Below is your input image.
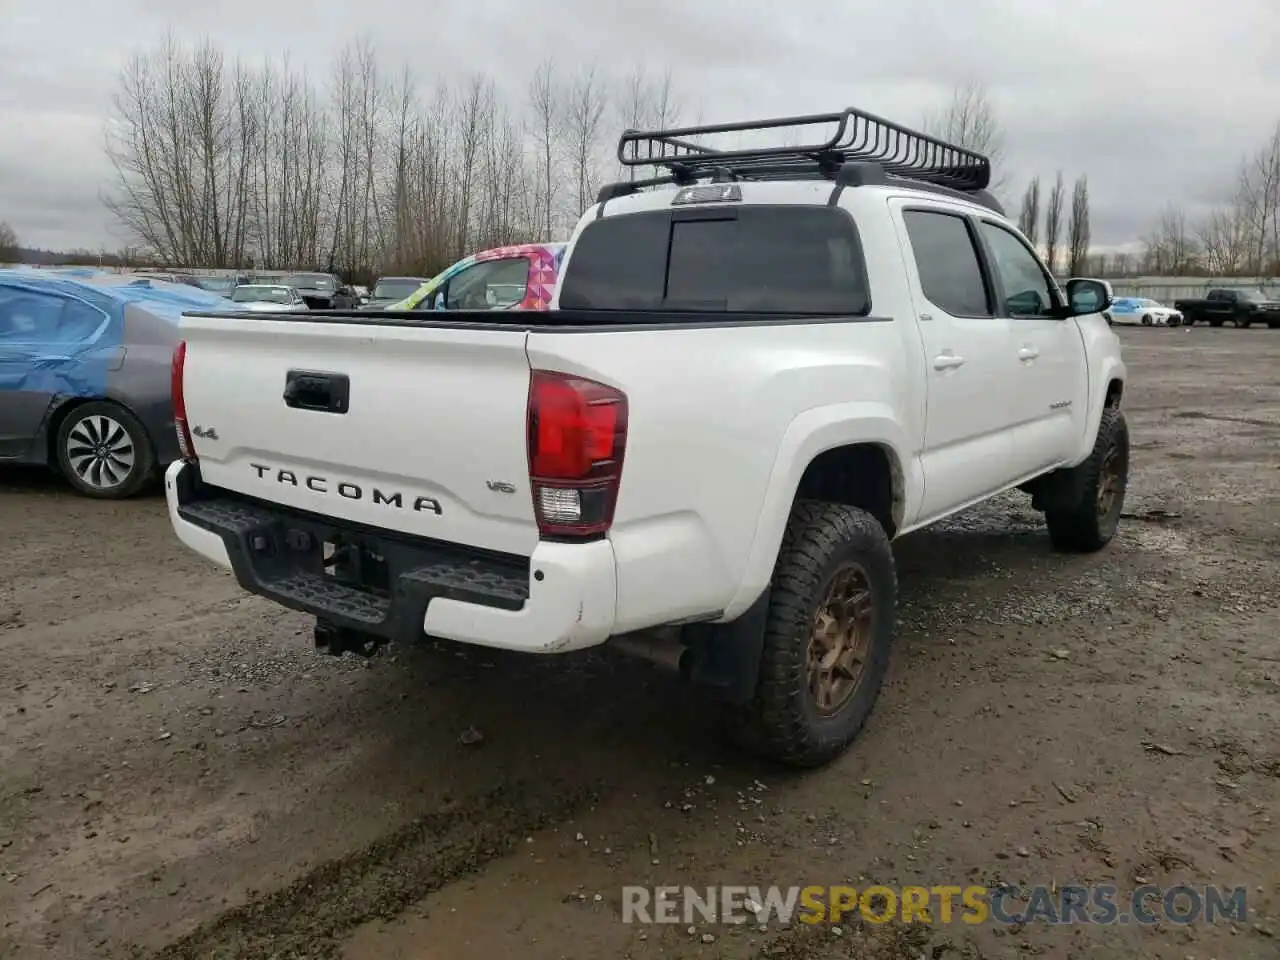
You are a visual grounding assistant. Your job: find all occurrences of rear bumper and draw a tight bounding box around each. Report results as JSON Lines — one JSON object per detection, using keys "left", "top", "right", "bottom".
{"left": 164, "top": 460, "right": 616, "bottom": 653}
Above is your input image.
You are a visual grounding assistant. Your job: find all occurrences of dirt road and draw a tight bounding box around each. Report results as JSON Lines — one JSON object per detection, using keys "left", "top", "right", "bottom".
{"left": 1, "top": 326, "right": 1277, "bottom": 960}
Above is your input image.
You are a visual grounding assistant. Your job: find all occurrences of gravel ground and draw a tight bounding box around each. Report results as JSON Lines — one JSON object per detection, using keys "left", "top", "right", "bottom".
{"left": 0, "top": 325, "right": 1277, "bottom": 960}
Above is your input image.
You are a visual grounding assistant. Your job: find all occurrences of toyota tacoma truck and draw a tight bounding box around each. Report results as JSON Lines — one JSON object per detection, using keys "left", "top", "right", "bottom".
{"left": 164, "top": 107, "right": 1129, "bottom": 767}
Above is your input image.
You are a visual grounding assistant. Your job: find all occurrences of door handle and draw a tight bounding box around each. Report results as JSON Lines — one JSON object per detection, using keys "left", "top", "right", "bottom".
{"left": 1018, "top": 346, "right": 1040, "bottom": 361}
{"left": 283, "top": 369, "right": 350, "bottom": 413}
{"left": 932, "top": 354, "right": 965, "bottom": 371}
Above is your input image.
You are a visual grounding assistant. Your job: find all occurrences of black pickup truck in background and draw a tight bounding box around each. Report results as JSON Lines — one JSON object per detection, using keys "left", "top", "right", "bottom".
{"left": 1174, "top": 288, "right": 1280, "bottom": 328}
{"left": 280, "top": 271, "right": 344, "bottom": 310}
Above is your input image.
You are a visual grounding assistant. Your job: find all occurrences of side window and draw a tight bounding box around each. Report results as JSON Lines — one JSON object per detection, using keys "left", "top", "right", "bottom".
{"left": 978, "top": 222, "right": 1056, "bottom": 318}
{"left": 443, "top": 258, "right": 529, "bottom": 310}
{"left": 0, "top": 289, "right": 67, "bottom": 342}
{"left": 902, "top": 210, "right": 991, "bottom": 318}
{"left": 60, "top": 298, "right": 109, "bottom": 340}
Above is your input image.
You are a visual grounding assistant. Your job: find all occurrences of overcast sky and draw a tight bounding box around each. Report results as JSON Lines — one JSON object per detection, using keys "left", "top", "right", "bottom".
{"left": 1, "top": 0, "right": 1277, "bottom": 253}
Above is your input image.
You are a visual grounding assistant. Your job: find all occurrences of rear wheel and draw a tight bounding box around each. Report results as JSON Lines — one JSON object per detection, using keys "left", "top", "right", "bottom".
{"left": 726, "top": 501, "right": 897, "bottom": 768}
{"left": 55, "top": 401, "right": 156, "bottom": 499}
{"left": 1044, "top": 408, "right": 1129, "bottom": 552}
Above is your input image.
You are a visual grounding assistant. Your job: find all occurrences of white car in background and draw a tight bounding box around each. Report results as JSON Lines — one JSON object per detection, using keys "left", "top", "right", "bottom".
{"left": 228, "top": 284, "right": 309, "bottom": 312}
{"left": 1107, "top": 297, "right": 1183, "bottom": 326}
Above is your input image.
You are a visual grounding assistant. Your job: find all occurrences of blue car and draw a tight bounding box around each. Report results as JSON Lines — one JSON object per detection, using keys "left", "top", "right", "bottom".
{"left": 0, "top": 270, "right": 230, "bottom": 498}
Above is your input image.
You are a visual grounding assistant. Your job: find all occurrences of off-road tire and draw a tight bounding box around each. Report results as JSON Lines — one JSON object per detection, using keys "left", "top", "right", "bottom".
{"left": 55, "top": 400, "right": 156, "bottom": 499}
{"left": 1045, "top": 407, "right": 1129, "bottom": 552}
{"left": 725, "top": 501, "right": 897, "bottom": 768}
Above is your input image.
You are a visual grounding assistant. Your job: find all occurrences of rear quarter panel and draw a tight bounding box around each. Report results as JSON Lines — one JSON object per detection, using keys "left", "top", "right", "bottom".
{"left": 112, "top": 304, "right": 181, "bottom": 464}
{"left": 539, "top": 188, "right": 927, "bottom": 628}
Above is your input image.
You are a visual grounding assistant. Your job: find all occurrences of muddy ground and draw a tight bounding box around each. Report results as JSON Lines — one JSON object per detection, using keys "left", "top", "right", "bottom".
{"left": 1, "top": 325, "right": 1277, "bottom": 960}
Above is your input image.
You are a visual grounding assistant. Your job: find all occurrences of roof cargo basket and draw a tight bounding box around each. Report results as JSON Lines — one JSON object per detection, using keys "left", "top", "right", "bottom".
{"left": 615, "top": 106, "right": 992, "bottom": 193}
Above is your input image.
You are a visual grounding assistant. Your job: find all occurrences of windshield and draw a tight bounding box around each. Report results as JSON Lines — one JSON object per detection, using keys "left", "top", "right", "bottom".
{"left": 1237, "top": 289, "right": 1266, "bottom": 303}
{"left": 1139, "top": 299, "right": 1161, "bottom": 307}
{"left": 197, "top": 277, "right": 235, "bottom": 292}
{"left": 282, "top": 274, "right": 334, "bottom": 290}
{"left": 231, "top": 286, "right": 292, "bottom": 304}
{"left": 372, "top": 278, "right": 423, "bottom": 300}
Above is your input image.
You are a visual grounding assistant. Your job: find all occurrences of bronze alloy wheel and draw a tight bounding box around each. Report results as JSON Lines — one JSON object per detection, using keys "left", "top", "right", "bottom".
{"left": 1097, "top": 446, "right": 1122, "bottom": 521}
{"left": 807, "top": 562, "right": 874, "bottom": 715}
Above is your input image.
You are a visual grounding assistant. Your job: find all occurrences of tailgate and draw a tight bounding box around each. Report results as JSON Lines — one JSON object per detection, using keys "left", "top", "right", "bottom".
{"left": 179, "top": 314, "right": 538, "bottom": 557}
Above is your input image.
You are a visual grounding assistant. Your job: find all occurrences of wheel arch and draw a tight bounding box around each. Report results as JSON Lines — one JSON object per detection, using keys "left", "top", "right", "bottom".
{"left": 720, "top": 403, "right": 916, "bottom": 621}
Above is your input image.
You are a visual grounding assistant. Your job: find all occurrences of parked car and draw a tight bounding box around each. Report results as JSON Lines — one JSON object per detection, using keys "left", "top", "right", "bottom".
{"left": 1174, "top": 288, "right": 1280, "bottom": 328}
{"left": 361, "top": 276, "right": 428, "bottom": 309}
{"left": 193, "top": 275, "right": 245, "bottom": 298}
{"left": 1107, "top": 297, "right": 1183, "bottom": 326}
{"left": 138, "top": 271, "right": 204, "bottom": 288}
{"left": 382, "top": 243, "right": 567, "bottom": 312}
{"left": 0, "top": 270, "right": 229, "bottom": 498}
{"left": 164, "top": 106, "right": 1127, "bottom": 768}
{"left": 279, "top": 272, "right": 342, "bottom": 309}
{"left": 228, "top": 284, "right": 309, "bottom": 312}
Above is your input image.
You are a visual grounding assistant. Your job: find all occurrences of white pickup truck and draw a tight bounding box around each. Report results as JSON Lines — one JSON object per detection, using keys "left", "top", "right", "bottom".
{"left": 165, "top": 108, "right": 1129, "bottom": 767}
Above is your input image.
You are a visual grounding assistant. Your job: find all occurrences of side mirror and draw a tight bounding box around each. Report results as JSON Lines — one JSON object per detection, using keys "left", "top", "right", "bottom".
{"left": 1065, "top": 278, "right": 1112, "bottom": 316}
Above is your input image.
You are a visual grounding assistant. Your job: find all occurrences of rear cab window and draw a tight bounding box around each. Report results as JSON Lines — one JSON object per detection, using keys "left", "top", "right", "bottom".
{"left": 558, "top": 205, "right": 871, "bottom": 315}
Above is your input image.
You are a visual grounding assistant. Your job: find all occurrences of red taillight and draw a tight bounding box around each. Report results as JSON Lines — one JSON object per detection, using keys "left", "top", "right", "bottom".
{"left": 526, "top": 370, "right": 627, "bottom": 538}
{"left": 171, "top": 340, "right": 196, "bottom": 461}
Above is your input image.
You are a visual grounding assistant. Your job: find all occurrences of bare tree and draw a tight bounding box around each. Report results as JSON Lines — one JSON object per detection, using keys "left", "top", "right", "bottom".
{"left": 564, "top": 65, "right": 607, "bottom": 217}
{"left": 1141, "top": 205, "right": 1197, "bottom": 275}
{"left": 0, "top": 221, "right": 18, "bottom": 262}
{"left": 1043, "top": 172, "right": 1065, "bottom": 274}
{"left": 527, "top": 60, "right": 562, "bottom": 239}
{"left": 612, "top": 64, "right": 685, "bottom": 181}
{"left": 923, "top": 79, "right": 1007, "bottom": 190}
{"left": 103, "top": 37, "right": 694, "bottom": 272}
{"left": 1017, "top": 177, "right": 1041, "bottom": 245}
{"left": 1237, "top": 120, "right": 1280, "bottom": 274}
{"left": 1066, "top": 175, "right": 1090, "bottom": 276}
{"left": 1197, "top": 204, "right": 1252, "bottom": 276}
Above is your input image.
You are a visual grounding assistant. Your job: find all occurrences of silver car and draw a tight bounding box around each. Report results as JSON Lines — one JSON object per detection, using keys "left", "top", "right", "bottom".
{"left": 229, "top": 283, "right": 309, "bottom": 312}
{"left": 0, "top": 270, "right": 230, "bottom": 498}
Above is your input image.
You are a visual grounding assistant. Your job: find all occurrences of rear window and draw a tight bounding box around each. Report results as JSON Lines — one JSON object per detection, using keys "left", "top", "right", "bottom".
{"left": 558, "top": 206, "right": 870, "bottom": 315}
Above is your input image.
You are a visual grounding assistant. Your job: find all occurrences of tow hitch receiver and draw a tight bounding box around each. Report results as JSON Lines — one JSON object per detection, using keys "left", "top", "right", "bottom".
{"left": 314, "top": 620, "right": 387, "bottom": 658}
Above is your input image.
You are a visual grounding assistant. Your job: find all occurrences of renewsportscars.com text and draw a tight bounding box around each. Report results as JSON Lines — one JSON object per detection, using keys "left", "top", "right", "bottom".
{"left": 621, "top": 884, "right": 1248, "bottom": 927}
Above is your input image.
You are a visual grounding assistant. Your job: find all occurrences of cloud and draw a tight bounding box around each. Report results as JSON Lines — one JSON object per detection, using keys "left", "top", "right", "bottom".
{"left": 1, "top": 0, "right": 1277, "bottom": 251}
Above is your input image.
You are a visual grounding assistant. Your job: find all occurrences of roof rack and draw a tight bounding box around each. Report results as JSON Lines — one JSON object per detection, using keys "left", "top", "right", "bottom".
{"left": 610, "top": 106, "right": 992, "bottom": 196}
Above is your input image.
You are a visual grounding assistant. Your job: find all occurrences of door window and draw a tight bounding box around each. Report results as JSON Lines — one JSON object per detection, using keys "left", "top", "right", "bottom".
{"left": 978, "top": 222, "right": 1057, "bottom": 318}
{"left": 901, "top": 210, "right": 991, "bottom": 318}
{"left": 443, "top": 258, "right": 530, "bottom": 310}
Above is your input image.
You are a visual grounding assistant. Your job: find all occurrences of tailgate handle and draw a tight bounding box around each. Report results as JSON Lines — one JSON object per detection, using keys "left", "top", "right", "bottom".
{"left": 283, "top": 370, "right": 349, "bottom": 414}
